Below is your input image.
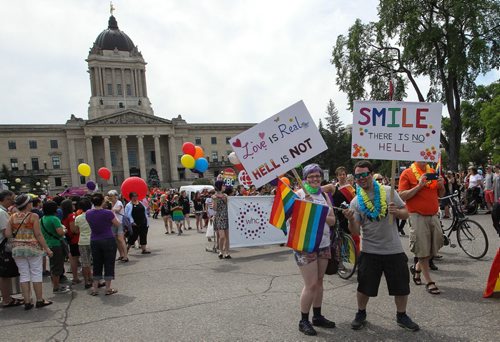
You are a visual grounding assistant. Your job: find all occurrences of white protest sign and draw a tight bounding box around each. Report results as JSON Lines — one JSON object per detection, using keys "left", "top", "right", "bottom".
{"left": 230, "top": 100, "right": 327, "bottom": 188}
{"left": 228, "top": 196, "right": 287, "bottom": 248}
{"left": 352, "top": 101, "right": 442, "bottom": 161}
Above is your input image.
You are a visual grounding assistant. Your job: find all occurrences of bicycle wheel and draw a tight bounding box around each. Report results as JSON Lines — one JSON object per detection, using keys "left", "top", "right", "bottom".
{"left": 456, "top": 219, "right": 489, "bottom": 259}
{"left": 338, "top": 233, "right": 357, "bottom": 280}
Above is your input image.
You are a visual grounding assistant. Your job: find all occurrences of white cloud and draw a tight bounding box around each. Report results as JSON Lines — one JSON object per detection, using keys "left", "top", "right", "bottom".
{"left": 6, "top": 0, "right": 494, "bottom": 130}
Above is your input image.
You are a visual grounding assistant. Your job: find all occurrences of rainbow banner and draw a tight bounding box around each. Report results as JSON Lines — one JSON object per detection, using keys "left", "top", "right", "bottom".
{"left": 287, "top": 199, "right": 329, "bottom": 253}
{"left": 269, "top": 179, "right": 298, "bottom": 233}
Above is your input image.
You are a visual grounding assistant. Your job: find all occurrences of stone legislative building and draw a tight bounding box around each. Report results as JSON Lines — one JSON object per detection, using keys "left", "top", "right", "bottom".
{"left": 0, "top": 14, "right": 252, "bottom": 194}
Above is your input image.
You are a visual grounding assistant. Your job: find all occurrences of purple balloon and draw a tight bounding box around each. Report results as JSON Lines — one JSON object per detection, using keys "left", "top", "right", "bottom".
{"left": 86, "top": 180, "right": 96, "bottom": 191}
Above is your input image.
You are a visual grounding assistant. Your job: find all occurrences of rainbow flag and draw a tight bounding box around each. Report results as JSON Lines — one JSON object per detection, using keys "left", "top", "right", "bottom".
{"left": 436, "top": 154, "right": 442, "bottom": 176}
{"left": 287, "top": 199, "right": 329, "bottom": 253}
{"left": 269, "top": 179, "right": 298, "bottom": 233}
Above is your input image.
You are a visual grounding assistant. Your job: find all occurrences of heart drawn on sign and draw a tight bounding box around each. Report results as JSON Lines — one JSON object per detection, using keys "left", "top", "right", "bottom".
{"left": 258, "top": 132, "right": 265, "bottom": 140}
{"left": 232, "top": 139, "right": 242, "bottom": 148}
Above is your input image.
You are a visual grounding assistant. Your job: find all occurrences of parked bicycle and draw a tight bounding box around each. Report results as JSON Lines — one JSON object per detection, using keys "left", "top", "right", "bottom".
{"left": 439, "top": 191, "right": 489, "bottom": 259}
{"left": 332, "top": 204, "right": 358, "bottom": 280}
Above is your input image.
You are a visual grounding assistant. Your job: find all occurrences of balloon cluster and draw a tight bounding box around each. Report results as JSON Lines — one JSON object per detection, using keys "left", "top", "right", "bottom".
{"left": 228, "top": 152, "right": 244, "bottom": 172}
{"left": 77, "top": 163, "right": 112, "bottom": 192}
{"left": 180, "top": 142, "right": 208, "bottom": 173}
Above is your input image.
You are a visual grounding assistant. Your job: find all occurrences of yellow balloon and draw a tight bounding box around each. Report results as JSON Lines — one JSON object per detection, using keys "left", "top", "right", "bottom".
{"left": 180, "top": 154, "right": 196, "bottom": 169}
{"left": 78, "top": 163, "right": 91, "bottom": 177}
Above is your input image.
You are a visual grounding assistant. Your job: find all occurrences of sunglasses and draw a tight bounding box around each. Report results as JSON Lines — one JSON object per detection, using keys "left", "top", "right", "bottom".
{"left": 376, "top": 178, "right": 383, "bottom": 181}
{"left": 354, "top": 172, "right": 371, "bottom": 180}
{"left": 306, "top": 175, "right": 322, "bottom": 179}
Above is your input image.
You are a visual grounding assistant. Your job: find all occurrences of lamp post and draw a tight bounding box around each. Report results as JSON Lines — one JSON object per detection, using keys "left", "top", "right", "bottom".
{"left": 44, "top": 179, "right": 50, "bottom": 196}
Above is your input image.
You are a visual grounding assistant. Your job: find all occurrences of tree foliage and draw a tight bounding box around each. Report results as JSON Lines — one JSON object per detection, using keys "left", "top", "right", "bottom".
{"left": 313, "top": 100, "right": 354, "bottom": 178}
{"left": 460, "top": 81, "right": 500, "bottom": 166}
{"left": 332, "top": 0, "right": 500, "bottom": 171}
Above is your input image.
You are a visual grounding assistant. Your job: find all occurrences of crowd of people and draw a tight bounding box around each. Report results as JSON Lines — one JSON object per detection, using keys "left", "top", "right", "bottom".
{"left": 0, "top": 189, "right": 153, "bottom": 309}
{"left": 0, "top": 162, "right": 498, "bottom": 338}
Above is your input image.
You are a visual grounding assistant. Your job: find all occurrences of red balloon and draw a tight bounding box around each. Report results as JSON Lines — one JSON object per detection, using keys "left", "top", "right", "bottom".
{"left": 182, "top": 142, "right": 196, "bottom": 156}
{"left": 98, "top": 167, "right": 111, "bottom": 180}
{"left": 121, "top": 177, "right": 148, "bottom": 201}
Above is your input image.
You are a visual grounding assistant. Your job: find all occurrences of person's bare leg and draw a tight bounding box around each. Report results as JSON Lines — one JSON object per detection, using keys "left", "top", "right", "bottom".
{"left": 0, "top": 278, "right": 13, "bottom": 305}
{"left": 69, "top": 256, "right": 80, "bottom": 282}
{"left": 20, "top": 282, "right": 31, "bottom": 304}
{"left": 32, "top": 282, "right": 43, "bottom": 301}
{"left": 356, "top": 291, "right": 369, "bottom": 310}
{"left": 395, "top": 295, "right": 408, "bottom": 312}
{"left": 299, "top": 261, "right": 319, "bottom": 314}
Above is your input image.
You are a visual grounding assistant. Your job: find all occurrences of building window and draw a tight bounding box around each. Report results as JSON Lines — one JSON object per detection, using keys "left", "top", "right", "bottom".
{"left": 195, "top": 137, "right": 202, "bottom": 145}
{"left": 211, "top": 137, "right": 217, "bottom": 145}
{"left": 150, "top": 151, "right": 156, "bottom": 164}
{"left": 31, "top": 158, "right": 39, "bottom": 171}
{"left": 80, "top": 176, "right": 85, "bottom": 185}
{"left": 107, "top": 83, "right": 113, "bottom": 95}
{"left": 29, "top": 140, "right": 37, "bottom": 149}
{"left": 211, "top": 151, "right": 218, "bottom": 162}
{"left": 178, "top": 155, "right": 183, "bottom": 164}
{"left": 111, "top": 151, "right": 117, "bottom": 167}
{"left": 50, "top": 140, "right": 58, "bottom": 149}
{"left": 8, "top": 140, "right": 16, "bottom": 150}
{"left": 10, "top": 158, "right": 18, "bottom": 171}
{"left": 128, "top": 150, "right": 137, "bottom": 167}
{"left": 52, "top": 156, "right": 61, "bottom": 169}
{"left": 226, "top": 137, "right": 231, "bottom": 144}
{"left": 55, "top": 177, "right": 62, "bottom": 187}
{"left": 117, "top": 83, "right": 123, "bottom": 95}
{"left": 179, "top": 168, "right": 185, "bottom": 180}
{"left": 126, "top": 84, "right": 132, "bottom": 96}
{"left": 113, "top": 175, "right": 118, "bottom": 186}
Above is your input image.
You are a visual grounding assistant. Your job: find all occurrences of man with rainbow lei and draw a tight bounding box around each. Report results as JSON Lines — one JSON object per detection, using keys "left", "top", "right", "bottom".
{"left": 398, "top": 161, "right": 445, "bottom": 296}
{"left": 343, "top": 160, "right": 419, "bottom": 332}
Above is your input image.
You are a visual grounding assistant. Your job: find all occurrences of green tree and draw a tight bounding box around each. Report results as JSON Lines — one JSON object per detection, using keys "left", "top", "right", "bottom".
{"left": 332, "top": 0, "right": 499, "bottom": 171}
{"left": 460, "top": 81, "right": 500, "bottom": 165}
{"left": 313, "top": 100, "right": 354, "bottom": 177}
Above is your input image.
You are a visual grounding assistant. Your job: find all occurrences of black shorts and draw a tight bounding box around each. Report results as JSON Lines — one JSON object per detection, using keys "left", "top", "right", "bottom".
{"left": 69, "top": 243, "right": 80, "bottom": 257}
{"left": 357, "top": 252, "right": 410, "bottom": 297}
{"left": 50, "top": 246, "right": 65, "bottom": 277}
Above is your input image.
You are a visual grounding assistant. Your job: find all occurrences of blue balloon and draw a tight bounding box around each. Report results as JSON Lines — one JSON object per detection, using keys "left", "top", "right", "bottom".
{"left": 195, "top": 158, "right": 209, "bottom": 173}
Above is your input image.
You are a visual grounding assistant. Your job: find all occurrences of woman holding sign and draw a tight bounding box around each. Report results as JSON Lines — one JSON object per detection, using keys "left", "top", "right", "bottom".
{"left": 294, "top": 164, "right": 336, "bottom": 336}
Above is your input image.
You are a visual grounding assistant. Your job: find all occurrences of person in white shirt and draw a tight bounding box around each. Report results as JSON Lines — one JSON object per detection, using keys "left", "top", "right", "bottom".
{"left": 108, "top": 190, "right": 128, "bottom": 262}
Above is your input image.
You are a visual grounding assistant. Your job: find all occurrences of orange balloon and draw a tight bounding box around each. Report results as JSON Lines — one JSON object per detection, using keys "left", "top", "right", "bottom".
{"left": 280, "top": 177, "right": 290, "bottom": 186}
{"left": 194, "top": 146, "right": 204, "bottom": 159}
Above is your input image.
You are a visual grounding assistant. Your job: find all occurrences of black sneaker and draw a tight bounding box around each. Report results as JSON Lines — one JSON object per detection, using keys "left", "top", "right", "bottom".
{"left": 397, "top": 313, "right": 420, "bottom": 331}
{"left": 312, "top": 315, "right": 336, "bottom": 328}
{"left": 298, "top": 320, "right": 317, "bottom": 336}
{"left": 351, "top": 311, "right": 367, "bottom": 330}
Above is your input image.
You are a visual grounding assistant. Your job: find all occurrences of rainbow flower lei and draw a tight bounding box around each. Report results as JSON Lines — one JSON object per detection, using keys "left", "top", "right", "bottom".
{"left": 356, "top": 180, "right": 387, "bottom": 221}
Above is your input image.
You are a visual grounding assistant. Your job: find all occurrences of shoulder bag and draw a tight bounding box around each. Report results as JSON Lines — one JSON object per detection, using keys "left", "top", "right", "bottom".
{"left": 41, "top": 217, "right": 69, "bottom": 257}
{"left": 0, "top": 213, "right": 30, "bottom": 277}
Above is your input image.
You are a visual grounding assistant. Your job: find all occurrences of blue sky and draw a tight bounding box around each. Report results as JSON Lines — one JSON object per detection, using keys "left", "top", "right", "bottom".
{"left": 0, "top": 0, "right": 497, "bottom": 126}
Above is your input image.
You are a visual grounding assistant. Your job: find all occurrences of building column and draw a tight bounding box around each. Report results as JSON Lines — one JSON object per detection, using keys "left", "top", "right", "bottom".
{"left": 120, "top": 135, "right": 130, "bottom": 179}
{"left": 85, "top": 136, "right": 95, "bottom": 175}
{"left": 137, "top": 135, "right": 147, "bottom": 179}
{"left": 67, "top": 139, "right": 79, "bottom": 186}
{"left": 102, "top": 136, "right": 113, "bottom": 181}
{"left": 153, "top": 135, "right": 163, "bottom": 182}
{"left": 168, "top": 135, "right": 178, "bottom": 181}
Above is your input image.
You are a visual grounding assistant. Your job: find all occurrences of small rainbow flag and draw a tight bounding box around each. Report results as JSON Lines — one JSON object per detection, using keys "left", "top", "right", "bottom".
{"left": 436, "top": 153, "right": 442, "bottom": 176}
{"left": 269, "top": 179, "right": 298, "bottom": 233}
{"left": 287, "top": 199, "right": 329, "bottom": 253}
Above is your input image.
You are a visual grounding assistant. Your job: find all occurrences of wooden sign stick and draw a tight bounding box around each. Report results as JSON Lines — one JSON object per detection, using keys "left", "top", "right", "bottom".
{"left": 389, "top": 160, "right": 396, "bottom": 224}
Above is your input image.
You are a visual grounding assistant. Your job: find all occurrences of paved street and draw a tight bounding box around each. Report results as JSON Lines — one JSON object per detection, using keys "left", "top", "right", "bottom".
{"left": 1, "top": 212, "right": 499, "bottom": 341}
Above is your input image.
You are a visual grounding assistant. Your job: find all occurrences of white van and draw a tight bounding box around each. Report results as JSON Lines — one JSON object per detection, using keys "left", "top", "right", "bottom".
{"left": 179, "top": 185, "right": 215, "bottom": 214}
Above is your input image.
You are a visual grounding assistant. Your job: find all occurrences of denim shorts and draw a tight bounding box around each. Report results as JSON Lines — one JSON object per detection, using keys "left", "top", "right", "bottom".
{"left": 293, "top": 246, "right": 331, "bottom": 267}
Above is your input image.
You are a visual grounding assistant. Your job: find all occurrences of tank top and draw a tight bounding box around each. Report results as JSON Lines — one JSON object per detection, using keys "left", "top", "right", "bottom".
{"left": 10, "top": 212, "right": 44, "bottom": 257}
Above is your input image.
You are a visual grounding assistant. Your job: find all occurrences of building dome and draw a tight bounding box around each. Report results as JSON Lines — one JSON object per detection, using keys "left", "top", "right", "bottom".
{"left": 93, "top": 16, "right": 135, "bottom": 52}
